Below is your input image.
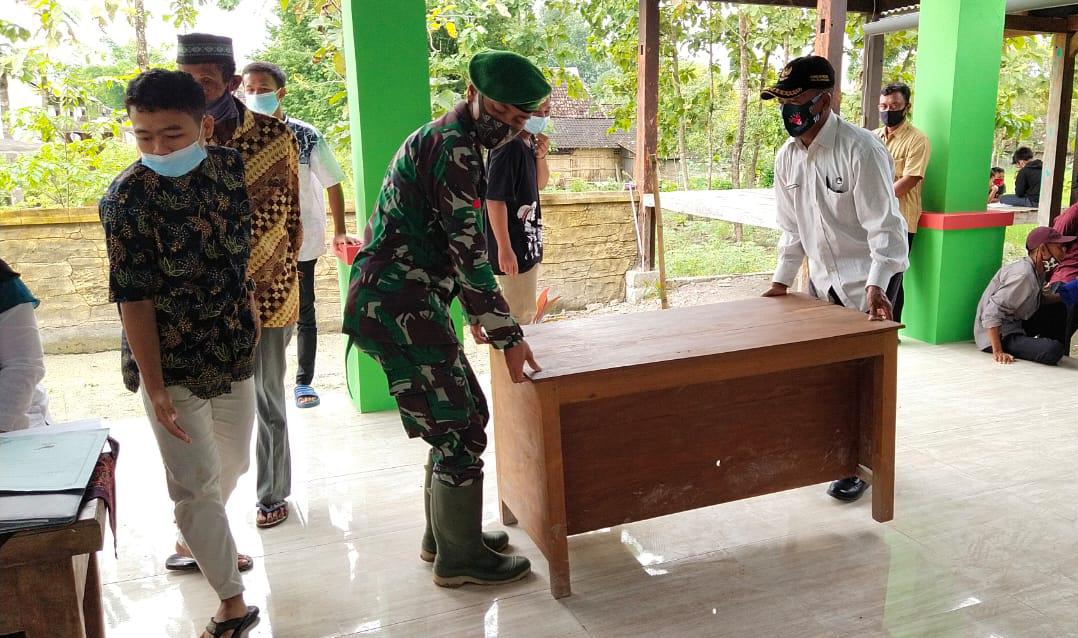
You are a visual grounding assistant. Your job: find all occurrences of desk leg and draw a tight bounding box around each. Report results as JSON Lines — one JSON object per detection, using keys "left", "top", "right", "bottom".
{"left": 548, "top": 527, "right": 571, "bottom": 599}
{"left": 83, "top": 553, "right": 105, "bottom": 638}
{"left": 500, "top": 500, "right": 518, "bottom": 526}
{"left": 871, "top": 339, "right": 897, "bottom": 523}
{"left": 15, "top": 559, "right": 87, "bottom": 637}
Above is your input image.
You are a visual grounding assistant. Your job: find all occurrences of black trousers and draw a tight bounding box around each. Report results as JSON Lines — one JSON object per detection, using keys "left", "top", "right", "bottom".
{"left": 296, "top": 259, "right": 318, "bottom": 386}
{"left": 892, "top": 232, "right": 915, "bottom": 322}
{"left": 811, "top": 273, "right": 902, "bottom": 314}
{"left": 990, "top": 302, "right": 1068, "bottom": 366}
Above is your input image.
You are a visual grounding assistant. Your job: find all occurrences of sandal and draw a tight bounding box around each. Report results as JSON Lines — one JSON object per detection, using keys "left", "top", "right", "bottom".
{"left": 165, "top": 553, "right": 254, "bottom": 573}
{"left": 256, "top": 502, "right": 289, "bottom": 529}
{"left": 294, "top": 384, "right": 320, "bottom": 408}
{"left": 204, "top": 605, "right": 259, "bottom": 637}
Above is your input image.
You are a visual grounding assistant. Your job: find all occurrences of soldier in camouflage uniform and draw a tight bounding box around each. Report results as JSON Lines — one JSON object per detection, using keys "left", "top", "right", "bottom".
{"left": 343, "top": 50, "right": 548, "bottom": 588}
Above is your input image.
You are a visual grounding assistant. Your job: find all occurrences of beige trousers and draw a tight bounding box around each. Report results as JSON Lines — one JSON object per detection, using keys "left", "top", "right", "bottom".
{"left": 141, "top": 377, "right": 255, "bottom": 600}
{"left": 496, "top": 265, "right": 540, "bottom": 325}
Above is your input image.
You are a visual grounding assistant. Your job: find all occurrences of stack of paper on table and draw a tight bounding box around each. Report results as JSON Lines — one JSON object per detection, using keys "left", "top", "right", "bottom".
{"left": 0, "top": 419, "right": 109, "bottom": 534}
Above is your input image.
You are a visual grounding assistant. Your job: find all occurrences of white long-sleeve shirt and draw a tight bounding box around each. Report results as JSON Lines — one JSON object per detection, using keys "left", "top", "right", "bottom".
{"left": 0, "top": 301, "right": 51, "bottom": 431}
{"left": 772, "top": 113, "right": 910, "bottom": 311}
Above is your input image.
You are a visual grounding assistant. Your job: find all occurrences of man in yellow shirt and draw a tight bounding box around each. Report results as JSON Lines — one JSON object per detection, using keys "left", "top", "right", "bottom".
{"left": 876, "top": 82, "right": 930, "bottom": 323}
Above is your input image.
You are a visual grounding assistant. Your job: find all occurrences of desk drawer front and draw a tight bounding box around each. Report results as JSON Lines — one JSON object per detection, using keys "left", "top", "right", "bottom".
{"left": 560, "top": 360, "right": 867, "bottom": 534}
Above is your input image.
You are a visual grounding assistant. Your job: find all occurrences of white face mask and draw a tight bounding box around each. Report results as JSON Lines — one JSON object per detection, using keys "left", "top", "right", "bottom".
{"left": 246, "top": 91, "right": 280, "bottom": 116}
{"left": 140, "top": 136, "right": 207, "bottom": 178}
{"left": 523, "top": 115, "right": 548, "bottom": 135}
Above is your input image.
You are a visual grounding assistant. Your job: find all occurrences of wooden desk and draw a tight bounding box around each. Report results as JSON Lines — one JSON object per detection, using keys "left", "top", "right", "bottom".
{"left": 490, "top": 294, "right": 898, "bottom": 599}
{"left": 0, "top": 499, "right": 106, "bottom": 637}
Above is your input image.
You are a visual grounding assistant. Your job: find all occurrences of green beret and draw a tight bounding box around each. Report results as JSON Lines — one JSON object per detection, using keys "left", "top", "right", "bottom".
{"left": 468, "top": 50, "right": 551, "bottom": 112}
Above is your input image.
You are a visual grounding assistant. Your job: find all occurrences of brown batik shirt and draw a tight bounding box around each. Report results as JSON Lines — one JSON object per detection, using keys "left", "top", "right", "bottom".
{"left": 211, "top": 97, "right": 302, "bottom": 328}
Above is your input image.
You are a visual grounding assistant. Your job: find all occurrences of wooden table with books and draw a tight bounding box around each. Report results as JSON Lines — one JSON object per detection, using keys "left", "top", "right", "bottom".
{"left": 0, "top": 497, "right": 106, "bottom": 637}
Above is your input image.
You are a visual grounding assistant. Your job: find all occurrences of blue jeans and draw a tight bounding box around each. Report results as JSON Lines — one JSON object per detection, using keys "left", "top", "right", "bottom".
{"left": 999, "top": 194, "right": 1034, "bottom": 207}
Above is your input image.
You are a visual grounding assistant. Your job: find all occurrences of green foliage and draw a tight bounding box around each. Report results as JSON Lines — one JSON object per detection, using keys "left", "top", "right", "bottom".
{"left": 0, "top": 109, "right": 135, "bottom": 208}
{"left": 663, "top": 214, "right": 781, "bottom": 277}
{"left": 425, "top": 0, "right": 586, "bottom": 117}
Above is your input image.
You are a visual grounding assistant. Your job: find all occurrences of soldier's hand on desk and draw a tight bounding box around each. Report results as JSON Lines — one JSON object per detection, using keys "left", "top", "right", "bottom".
{"left": 504, "top": 340, "right": 541, "bottom": 383}
{"left": 762, "top": 283, "right": 788, "bottom": 297}
{"left": 470, "top": 323, "right": 491, "bottom": 345}
{"left": 866, "top": 285, "right": 893, "bottom": 321}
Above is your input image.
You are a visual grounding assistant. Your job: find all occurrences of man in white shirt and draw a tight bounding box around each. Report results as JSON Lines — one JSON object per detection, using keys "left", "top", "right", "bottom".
{"left": 243, "top": 62, "right": 360, "bottom": 409}
{"left": 760, "top": 55, "right": 909, "bottom": 503}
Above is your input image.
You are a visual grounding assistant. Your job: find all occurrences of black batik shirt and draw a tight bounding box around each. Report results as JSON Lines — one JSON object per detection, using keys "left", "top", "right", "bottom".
{"left": 99, "top": 146, "right": 258, "bottom": 399}
{"left": 485, "top": 136, "right": 543, "bottom": 275}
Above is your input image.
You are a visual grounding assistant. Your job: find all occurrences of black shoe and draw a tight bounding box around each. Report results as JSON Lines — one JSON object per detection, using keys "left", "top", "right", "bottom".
{"left": 827, "top": 477, "right": 869, "bottom": 502}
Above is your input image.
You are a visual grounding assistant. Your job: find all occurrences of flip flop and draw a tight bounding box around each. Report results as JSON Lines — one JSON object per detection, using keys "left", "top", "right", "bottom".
{"left": 256, "top": 502, "right": 289, "bottom": 529}
{"left": 204, "top": 606, "right": 260, "bottom": 638}
{"left": 166, "top": 553, "right": 254, "bottom": 572}
{"left": 294, "top": 384, "right": 320, "bottom": 408}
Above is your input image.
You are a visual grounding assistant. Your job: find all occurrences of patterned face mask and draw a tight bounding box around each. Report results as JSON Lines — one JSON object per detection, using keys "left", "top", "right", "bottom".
{"left": 780, "top": 91, "right": 827, "bottom": 138}
{"left": 473, "top": 96, "right": 517, "bottom": 150}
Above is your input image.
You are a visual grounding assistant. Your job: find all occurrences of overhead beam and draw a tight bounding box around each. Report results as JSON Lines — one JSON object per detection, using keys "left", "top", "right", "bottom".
{"left": 815, "top": 0, "right": 847, "bottom": 114}
{"left": 701, "top": 0, "right": 876, "bottom": 11}
{"left": 635, "top": 0, "right": 659, "bottom": 270}
{"left": 1003, "top": 13, "right": 1071, "bottom": 33}
{"left": 1040, "top": 31, "right": 1078, "bottom": 225}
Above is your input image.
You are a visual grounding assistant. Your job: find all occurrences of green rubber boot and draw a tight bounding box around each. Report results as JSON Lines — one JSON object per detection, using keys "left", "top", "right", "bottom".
{"left": 421, "top": 453, "right": 508, "bottom": 562}
{"left": 430, "top": 475, "right": 531, "bottom": 587}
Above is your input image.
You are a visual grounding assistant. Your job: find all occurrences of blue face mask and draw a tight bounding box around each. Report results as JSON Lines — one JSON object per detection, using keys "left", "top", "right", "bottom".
{"left": 140, "top": 137, "right": 207, "bottom": 178}
{"left": 246, "top": 91, "right": 280, "bottom": 116}
{"left": 524, "top": 115, "right": 548, "bottom": 135}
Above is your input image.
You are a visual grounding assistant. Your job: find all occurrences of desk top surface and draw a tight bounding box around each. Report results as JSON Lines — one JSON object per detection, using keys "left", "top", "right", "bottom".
{"left": 523, "top": 294, "right": 898, "bottom": 381}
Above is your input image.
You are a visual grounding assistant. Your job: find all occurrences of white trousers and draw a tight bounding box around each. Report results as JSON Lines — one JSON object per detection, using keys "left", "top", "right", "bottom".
{"left": 496, "top": 265, "right": 541, "bottom": 325}
{"left": 141, "top": 377, "right": 255, "bottom": 600}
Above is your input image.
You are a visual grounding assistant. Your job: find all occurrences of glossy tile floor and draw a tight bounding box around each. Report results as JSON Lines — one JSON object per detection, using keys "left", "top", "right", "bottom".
{"left": 97, "top": 340, "right": 1078, "bottom": 637}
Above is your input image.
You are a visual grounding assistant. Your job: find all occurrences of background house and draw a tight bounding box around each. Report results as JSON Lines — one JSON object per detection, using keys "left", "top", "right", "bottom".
{"left": 546, "top": 83, "right": 636, "bottom": 187}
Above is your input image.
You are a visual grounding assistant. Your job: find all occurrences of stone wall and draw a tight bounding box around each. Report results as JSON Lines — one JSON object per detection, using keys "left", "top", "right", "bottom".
{"left": 0, "top": 207, "right": 350, "bottom": 354}
{"left": 0, "top": 192, "right": 637, "bottom": 353}
{"left": 538, "top": 191, "right": 638, "bottom": 309}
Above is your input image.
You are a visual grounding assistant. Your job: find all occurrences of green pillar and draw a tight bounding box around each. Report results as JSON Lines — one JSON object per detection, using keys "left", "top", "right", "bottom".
{"left": 904, "top": 0, "right": 1012, "bottom": 344}
{"left": 339, "top": 0, "right": 463, "bottom": 413}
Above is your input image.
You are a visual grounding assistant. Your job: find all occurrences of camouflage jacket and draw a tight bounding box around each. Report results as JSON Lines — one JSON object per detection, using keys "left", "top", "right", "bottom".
{"left": 343, "top": 102, "right": 523, "bottom": 350}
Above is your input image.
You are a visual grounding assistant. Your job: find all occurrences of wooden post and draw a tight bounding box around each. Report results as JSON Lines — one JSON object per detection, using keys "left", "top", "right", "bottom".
{"left": 814, "top": 0, "right": 847, "bottom": 114}
{"left": 651, "top": 154, "right": 670, "bottom": 309}
{"left": 1071, "top": 112, "right": 1078, "bottom": 206}
{"left": 861, "top": 13, "right": 884, "bottom": 130}
{"left": 1040, "top": 31, "right": 1077, "bottom": 225}
{"left": 635, "top": 0, "right": 659, "bottom": 270}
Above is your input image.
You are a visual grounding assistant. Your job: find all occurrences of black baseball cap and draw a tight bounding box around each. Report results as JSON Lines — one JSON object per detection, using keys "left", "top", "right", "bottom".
{"left": 761, "top": 55, "right": 836, "bottom": 100}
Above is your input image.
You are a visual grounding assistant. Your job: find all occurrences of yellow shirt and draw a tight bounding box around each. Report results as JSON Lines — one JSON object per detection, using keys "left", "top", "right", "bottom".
{"left": 875, "top": 120, "right": 930, "bottom": 233}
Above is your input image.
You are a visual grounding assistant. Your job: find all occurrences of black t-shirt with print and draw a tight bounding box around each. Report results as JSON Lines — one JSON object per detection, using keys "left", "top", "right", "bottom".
{"left": 485, "top": 136, "right": 542, "bottom": 275}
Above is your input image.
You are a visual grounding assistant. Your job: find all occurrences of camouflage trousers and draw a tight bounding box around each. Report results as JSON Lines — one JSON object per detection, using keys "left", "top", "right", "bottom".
{"left": 357, "top": 340, "right": 488, "bottom": 487}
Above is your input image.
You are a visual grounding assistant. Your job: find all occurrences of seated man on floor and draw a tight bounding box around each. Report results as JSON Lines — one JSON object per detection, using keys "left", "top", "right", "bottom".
{"left": 975, "top": 226, "right": 1072, "bottom": 366}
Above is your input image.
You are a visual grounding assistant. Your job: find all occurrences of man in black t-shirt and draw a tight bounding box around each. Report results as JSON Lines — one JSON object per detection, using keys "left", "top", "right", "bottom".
{"left": 485, "top": 99, "right": 550, "bottom": 324}
{"left": 1000, "top": 147, "right": 1042, "bottom": 207}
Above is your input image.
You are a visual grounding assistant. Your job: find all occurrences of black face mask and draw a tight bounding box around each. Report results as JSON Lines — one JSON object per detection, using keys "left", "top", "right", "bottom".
{"left": 780, "top": 92, "right": 827, "bottom": 138}
{"left": 881, "top": 108, "right": 906, "bottom": 127}
{"left": 472, "top": 96, "right": 517, "bottom": 150}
